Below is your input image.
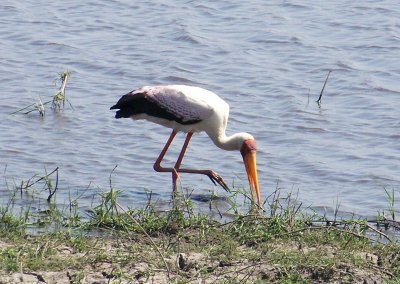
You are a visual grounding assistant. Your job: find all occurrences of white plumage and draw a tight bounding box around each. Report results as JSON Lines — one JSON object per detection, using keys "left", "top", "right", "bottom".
{"left": 130, "top": 85, "right": 228, "bottom": 134}
{"left": 145, "top": 85, "right": 218, "bottom": 122}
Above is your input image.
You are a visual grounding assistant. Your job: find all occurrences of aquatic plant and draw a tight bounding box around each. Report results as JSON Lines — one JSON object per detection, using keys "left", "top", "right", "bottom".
{"left": 52, "top": 71, "right": 71, "bottom": 111}
{"left": 11, "top": 71, "right": 72, "bottom": 117}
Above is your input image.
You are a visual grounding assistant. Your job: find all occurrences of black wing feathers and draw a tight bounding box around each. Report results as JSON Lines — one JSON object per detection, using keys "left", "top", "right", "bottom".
{"left": 110, "top": 92, "right": 201, "bottom": 125}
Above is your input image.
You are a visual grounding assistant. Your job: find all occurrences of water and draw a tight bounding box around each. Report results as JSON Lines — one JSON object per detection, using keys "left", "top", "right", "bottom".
{"left": 1, "top": 0, "right": 399, "bottom": 219}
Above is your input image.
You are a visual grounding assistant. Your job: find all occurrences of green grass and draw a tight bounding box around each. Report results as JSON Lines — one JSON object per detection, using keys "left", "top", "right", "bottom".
{"left": 0, "top": 174, "right": 399, "bottom": 283}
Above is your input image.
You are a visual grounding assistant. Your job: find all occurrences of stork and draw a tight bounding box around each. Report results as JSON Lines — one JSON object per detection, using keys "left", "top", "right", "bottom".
{"left": 110, "top": 85, "right": 261, "bottom": 205}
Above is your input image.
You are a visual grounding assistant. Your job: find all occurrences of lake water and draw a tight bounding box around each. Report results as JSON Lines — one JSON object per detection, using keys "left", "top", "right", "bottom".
{"left": 1, "top": 0, "right": 399, "bottom": 219}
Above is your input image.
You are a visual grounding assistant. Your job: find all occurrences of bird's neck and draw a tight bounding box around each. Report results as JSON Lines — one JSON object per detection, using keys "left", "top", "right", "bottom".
{"left": 210, "top": 131, "right": 254, "bottom": 151}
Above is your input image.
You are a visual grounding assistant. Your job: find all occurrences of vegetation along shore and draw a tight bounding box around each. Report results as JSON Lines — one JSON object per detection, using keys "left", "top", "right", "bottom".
{"left": 0, "top": 168, "right": 399, "bottom": 284}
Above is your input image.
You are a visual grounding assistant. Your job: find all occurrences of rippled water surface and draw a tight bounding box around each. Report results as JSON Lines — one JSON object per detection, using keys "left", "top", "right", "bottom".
{"left": 1, "top": 0, "right": 399, "bottom": 217}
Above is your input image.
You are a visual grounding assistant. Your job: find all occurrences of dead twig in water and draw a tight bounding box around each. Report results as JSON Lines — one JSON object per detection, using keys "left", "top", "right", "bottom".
{"left": 20, "top": 167, "right": 60, "bottom": 202}
{"left": 45, "top": 167, "right": 59, "bottom": 202}
{"left": 22, "top": 167, "right": 59, "bottom": 190}
{"left": 23, "top": 97, "right": 46, "bottom": 117}
{"left": 365, "top": 223, "right": 392, "bottom": 243}
{"left": 11, "top": 99, "right": 51, "bottom": 116}
{"left": 316, "top": 70, "right": 332, "bottom": 106}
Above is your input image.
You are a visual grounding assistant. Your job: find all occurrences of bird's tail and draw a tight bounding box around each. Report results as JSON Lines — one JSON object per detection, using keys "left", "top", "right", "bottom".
{"left": 110, "top": 92, "right": 141, "bottom": 119}
{"left": 110, "top": 105, "right": 134, "bottom": 118}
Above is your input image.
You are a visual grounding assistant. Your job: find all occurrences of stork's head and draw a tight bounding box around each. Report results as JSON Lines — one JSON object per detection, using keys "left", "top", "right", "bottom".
{"left": 240, "top": 139, "right": 261, "bottom": 205}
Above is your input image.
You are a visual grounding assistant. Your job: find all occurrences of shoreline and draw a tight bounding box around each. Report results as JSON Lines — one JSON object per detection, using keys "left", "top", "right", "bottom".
{"left": 0, "top": 187, "right": 399, "bottom": 283}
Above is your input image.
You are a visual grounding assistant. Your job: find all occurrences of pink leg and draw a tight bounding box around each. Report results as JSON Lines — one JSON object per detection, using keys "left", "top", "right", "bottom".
{"left": 153, "top": 130, "right": 177, "bottom": 174}
{"left": 171, "top": 132, "right": 193, "bottom": 191}
{"left": 153, "top": 130, "right": 229, "bottom": 193}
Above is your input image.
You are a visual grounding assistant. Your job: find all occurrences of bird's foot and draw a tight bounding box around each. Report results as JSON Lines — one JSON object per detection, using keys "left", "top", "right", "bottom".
{"left": 207, "top": 171, "right": 230, "bottom": 192}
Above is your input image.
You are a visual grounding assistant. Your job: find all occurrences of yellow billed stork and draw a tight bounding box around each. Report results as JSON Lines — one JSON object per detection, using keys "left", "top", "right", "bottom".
{"left": 110, "top": 85, "right": 261, "bottom": 205}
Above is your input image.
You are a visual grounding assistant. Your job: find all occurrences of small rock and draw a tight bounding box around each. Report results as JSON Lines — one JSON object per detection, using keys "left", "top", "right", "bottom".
{"left": 178, "top": 253, "right": 186, "bottom": 270}
{"left": 176, "top": 252, "right": 204, "bottom": 271}
{"left": 357, "top": 252, "right": 379, "bottom": 265}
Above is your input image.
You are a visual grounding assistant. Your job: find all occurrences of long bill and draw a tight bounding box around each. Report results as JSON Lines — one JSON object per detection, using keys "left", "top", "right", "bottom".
{"left": 243, "top": 151, "right": 261, "bottom": 205}
{"left": 240, "top": 139, "right": 261, "bottom": 206}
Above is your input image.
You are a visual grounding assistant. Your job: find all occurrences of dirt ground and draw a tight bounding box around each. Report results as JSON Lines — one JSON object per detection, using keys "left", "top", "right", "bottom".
{"left": 0, "top": 236, "right": 390, "bottom": 284}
